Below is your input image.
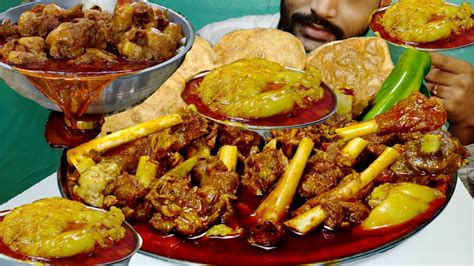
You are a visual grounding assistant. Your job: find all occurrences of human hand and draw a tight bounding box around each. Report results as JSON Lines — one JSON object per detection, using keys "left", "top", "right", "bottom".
{"left": 425, "top": 53, "right": 474, "bottom": 145}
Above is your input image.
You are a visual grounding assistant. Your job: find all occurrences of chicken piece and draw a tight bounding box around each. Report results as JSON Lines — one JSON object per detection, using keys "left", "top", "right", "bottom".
{"left": 73, "top": 48, "right": 118, "bottom": 65}
{"left": 298, "top": 143, "right": 353, "bottom": 199}
{"left": 147, "top": 157, "right": 239, "bottom": 236}
{"left": 242, "top": 145, "right": 288, "bottom": 195}
{"left": 218, "top": 125, "right": 263, "bottom": 157}
{"left": 46, "top": 18, "right": 107, "bottom": 59}
{"left": 73, "top": 159, "right": 121, "bottom": 207}
{"left": 0, "top": 36, "right": 48, "bottom": 65}
{"left": 17, "top": 3, "right": 83, "bottom": 37}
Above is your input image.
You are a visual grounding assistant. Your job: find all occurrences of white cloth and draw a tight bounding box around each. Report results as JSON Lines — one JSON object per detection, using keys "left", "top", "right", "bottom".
{"left": 197, "top": 13, "right": 280, "bottom": 45}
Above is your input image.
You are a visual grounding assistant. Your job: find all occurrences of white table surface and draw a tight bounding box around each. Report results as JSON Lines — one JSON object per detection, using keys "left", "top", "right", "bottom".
{"left": 1, "top": 172, "right": 472, "bottom": 265}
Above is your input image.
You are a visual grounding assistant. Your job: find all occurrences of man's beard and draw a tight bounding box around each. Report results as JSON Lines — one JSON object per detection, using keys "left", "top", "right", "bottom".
{"left": 278, "top": 9, "right": 370, "bottom": 52}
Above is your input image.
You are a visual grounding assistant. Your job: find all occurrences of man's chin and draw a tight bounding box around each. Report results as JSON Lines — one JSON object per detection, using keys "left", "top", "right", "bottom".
{"left": 300, "top": 38, "right": 330, "bottom": 53}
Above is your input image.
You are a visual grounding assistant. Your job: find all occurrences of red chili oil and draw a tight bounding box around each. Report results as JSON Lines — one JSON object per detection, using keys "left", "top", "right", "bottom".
{"left": 132, "top": 187, "right": 446, "bottom": 265}
{"left": 181, "top": 76, "right": 337, "bottom": 128}
{"left": 0, "top": 214, "right": 138, "bottom": 265}
{"left": 370, "top": 10, "right": 474, "bottom": 49}
{"left": 4, "top": 57, "right": 162, "bottom": 147}
{"left": 44, "top": 111, "right": 103, "bottom": 148}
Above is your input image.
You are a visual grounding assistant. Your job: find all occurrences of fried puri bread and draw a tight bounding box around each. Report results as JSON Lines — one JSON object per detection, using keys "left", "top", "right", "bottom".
{"left": 176, "top": 36, "right": 218, "bottom": 79}
{"left": 214, "top": 28, "right": 306, "bottom": 70}
{"left": 100, "top": 73, "right": 186, "bottom": 135}
{"left": 306, "top": 37, "right": 393, "bottom": 117}
{"left": 100, "top": 36, "right": 217, "bottom": 135}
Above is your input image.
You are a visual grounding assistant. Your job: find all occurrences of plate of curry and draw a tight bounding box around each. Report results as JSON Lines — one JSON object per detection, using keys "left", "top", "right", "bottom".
{"left": 369, "top": 0, "right": 474, "bottom": 50}
{"left": 57, "top": 89, "right": 468, "bottom": 264}
{"left": 181, "top": 58, "right": 337, "bottom": 130}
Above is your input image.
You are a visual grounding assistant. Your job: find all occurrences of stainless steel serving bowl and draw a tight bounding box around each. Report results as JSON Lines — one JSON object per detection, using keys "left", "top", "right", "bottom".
{"left": 182, "top": 69, "right": 338, "bottom": 132}
{"left": 0, "top": 205, "right": 143, "bottom": 266}
{"left": 0, "top": 0, "right": 195, "bottom": 114}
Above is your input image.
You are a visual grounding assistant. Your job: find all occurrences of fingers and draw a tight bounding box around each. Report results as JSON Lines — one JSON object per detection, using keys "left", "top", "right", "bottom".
{"left": 425, "top": 67, "right": 461, "bottom": 86}
{"left": 425, "top": 82, "right": 455, "bottom": 99}
{"left": 428, "top": 84, "right": 466, "bottom": 112}
{"left": 429, "top": 53, "right": 471, "bottom": 74}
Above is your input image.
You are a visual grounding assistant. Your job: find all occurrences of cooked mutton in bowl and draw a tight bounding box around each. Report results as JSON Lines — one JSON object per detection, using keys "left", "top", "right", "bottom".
{"left": 60, "top": 91, "right": 468, "bottom": 263}
{"left": 0, "top": 1, "right": 183, "bottom": 69}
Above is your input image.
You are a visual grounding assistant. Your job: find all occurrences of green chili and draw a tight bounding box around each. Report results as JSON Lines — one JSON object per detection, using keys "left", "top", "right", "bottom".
{"left": 363, "top": 48, "right": 431, "bottom": 121}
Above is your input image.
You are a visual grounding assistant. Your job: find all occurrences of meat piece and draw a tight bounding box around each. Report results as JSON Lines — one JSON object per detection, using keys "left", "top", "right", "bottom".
{"left": 147, "top": 156, "right": 239, "bottom": 236}
{"left": 218, "top": 125, "right": 263, "bottom": 157}
{"left": 17, "top": 3, "right": 83, "bottom": 37}
{"left": 150, "top": 114, "right": 210, "bottom": 160}
{"left": 117, "top": 26, "right": 181, "bottom": 61}
{"left": 0, "top": 36, "right": 48, "bottom": 65}
{"left": 0, "top": 19, "right": 19, "bottom": 40}
{"left": 84, "top": 8, "right": 113, "bottom": 43}
{"left": 184, "top": 122, "right": 219, "bottom": 158}
{"left": 321, "top": 200, "right": 370, "bottom": 229}
{"left": 73, "top": 48, "right": 118, "bottom": 65}
{"left": 112, "top": 172, "right": 148, "bottom": 206}
{"left": 268, "top": 114, "right": 348, "bottom": 160}
{"left": 390, "top": 130, "right": 469, "bottom": 176}
{"left": 298, "top": 143, "right": 353, "bottom": 199}
{"left": 146, "top": 175, "right": 219, "bottom": 236}
{"left": 375, "top": 91, "right": 447, "bottom": 135}
{"left": 147, "top": 174, "right": 205, "bottom": 235}
{"left": 46, "top": 18, "right": 107, "bottom": 59}
{"left": 116, "top": 28, "right": 150, "bottom": 60}
{"left": 112, "top": 2, "right": 181, "bottom": 62}
{"left": 73, "top": 159, "right": 121, "bottom": 207}
{"left": 271, "top": 114, "right": 351, "bottom": 157}
{"left": 271, "top": 126, "right": 322, "bottom": 157}
{"left": 242, "top": 146, "right": 288, "bottom": 195}
{"left": 145, "top": 27, "right": 180, "bottom": 60}
{"left": 363, "top": 131, "right": 424, "bottom": 156}
{"left": 193, "top": 157, "right": 239, "bottom": 196}
{"left": 103, "top": 137, "right": 153, "bottom": 172}
{"left": 112, "top": 2, "right": 168, "bottom": 33}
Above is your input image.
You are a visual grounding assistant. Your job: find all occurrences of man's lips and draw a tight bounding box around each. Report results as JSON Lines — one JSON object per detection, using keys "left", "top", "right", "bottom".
{"left": 302, "top": 24, "right": 336, "bottom": 42}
